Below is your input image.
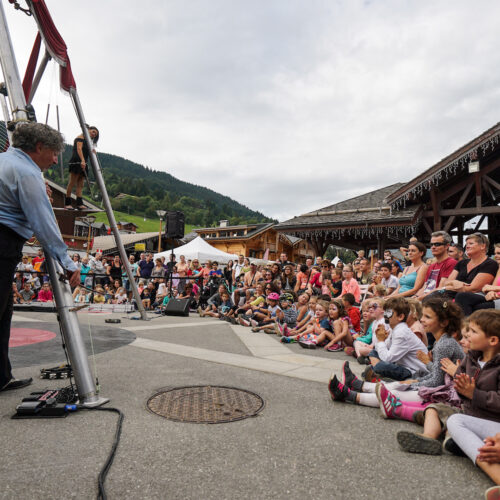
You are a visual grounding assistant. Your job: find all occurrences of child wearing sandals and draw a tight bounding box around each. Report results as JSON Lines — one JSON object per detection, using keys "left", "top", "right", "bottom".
{"left": 275, "top": 293, "right": 298, "bottom": 336}
{"left": 395, "top": 309, "right": 500, "bottom": 460}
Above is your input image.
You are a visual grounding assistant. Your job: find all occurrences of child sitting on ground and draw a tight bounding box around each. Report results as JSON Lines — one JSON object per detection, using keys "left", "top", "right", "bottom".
{"left": 396, "top": 309, "right": 500, "bottom": 457}
{"left": 353, "top": 299, "right": 387, "bottom": 364}
{"left": 342, "top": 293, "right": 361, "bottom": 334}
{"left": 286, "top": 295, "right": 317, "bottom": 336}
{"left": 406, "top": 298, "right": 426, "bottom": 346}
{"left": 323, "top": 299, "right": 353, "bottom": 352}
{"left": 249, "top": 293, "right": 282, "bottom": 332}
{"left": 294, "top": 300, "right": 333, "bottom": 349}
{"left": 275, "top": 293, "right": 297, "bottom": 335}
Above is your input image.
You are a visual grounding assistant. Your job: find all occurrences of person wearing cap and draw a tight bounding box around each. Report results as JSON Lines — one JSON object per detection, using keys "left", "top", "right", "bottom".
{"left": 246, "top": 292, "right": 282, "bottom": 332}
{"left": 0, "top": 123, "right": 80, "bottom": 393}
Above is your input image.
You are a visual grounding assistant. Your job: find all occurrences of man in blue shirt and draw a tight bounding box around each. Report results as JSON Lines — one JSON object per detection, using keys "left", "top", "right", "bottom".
{"left": 0, "top": 123, "right": 80, "bottom": 393}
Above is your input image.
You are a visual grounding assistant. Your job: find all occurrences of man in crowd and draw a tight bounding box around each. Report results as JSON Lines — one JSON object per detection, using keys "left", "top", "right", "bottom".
{"left": 232, "top": 254, "right": 245, "bottom": 286}
{"left": 32, "top": 248, "right": 45, "bottom": 271}
{"left": 415, "top": 231, "right": 457, "bottom": 299}
{"left": 17, "top": 255, "right": 34, "bottom": 283}
{"left": 90, "top": 252, "right": 106, "bottom": 284}
{"left": 448, "top": 242, "right": 464, "bottom": 262}
{"left": 0, "top": 123, "right": 80, "bottom": 392}
{"left": 358, "top": 258, "right": 374, "bottom": 285}
{"left": 137, "top": 252, "right": 154, "bottom": 279}
{"left": 277, "top": 252, "right": 292, "bottom": 268}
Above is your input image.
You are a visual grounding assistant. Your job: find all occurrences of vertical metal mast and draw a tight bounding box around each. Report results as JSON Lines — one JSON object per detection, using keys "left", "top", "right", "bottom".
{"left": 0, "top": 1, "right": 107, "bottom": 407}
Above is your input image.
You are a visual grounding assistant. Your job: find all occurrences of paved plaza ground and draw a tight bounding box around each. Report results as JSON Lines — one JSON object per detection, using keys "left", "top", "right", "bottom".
{"left": 0, "top": 309, "right": 493, "bottom": 499}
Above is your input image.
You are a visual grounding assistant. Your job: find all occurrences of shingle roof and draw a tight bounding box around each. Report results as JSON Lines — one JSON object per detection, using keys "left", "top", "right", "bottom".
{"left": 92, "top": 232, "right": 158, "bottom": 252}
{"left": 196, "top": 223, "right": 275, "bottom": 241}
{"left": 276, "top": 183, "right": 419, "bottom": 230}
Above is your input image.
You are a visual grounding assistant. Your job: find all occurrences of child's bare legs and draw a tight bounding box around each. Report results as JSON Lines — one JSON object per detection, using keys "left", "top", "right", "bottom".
{"left": 421, "top": 409, "right": 442, "bottom": 439}
{"left": 354, "top": 341, "right": 372, "bottom": 358}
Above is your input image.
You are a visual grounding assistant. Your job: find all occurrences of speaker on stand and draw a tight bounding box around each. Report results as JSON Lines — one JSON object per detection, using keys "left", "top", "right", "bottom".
{"left": 165, "top": 211, "right": 185, "bottom": 300}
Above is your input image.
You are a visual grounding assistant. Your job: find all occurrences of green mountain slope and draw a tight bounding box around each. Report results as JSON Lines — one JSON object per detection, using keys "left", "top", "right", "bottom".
{"left": 46, "top": 145, "right": 274, "bottom": 227}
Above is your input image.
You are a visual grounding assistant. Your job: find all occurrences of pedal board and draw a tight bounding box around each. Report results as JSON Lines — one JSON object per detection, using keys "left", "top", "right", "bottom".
{"left": 12, "top": 389, "right": 78, "bottom": 419}
{"left": 40, "top": 364, "right": 72, "bottom": 380}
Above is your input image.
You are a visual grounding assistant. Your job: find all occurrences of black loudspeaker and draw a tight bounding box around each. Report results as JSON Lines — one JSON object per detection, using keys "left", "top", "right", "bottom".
{"left": 163, "top": 297, "right": 191, "bottom": 316}
{"left": 166, "top": 211, "right": 185, "bottom": 239}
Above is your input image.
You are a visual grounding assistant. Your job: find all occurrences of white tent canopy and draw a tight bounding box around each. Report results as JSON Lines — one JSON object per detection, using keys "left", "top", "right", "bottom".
{"left": 154, "top": 236, "right": 238, "bottom": 264}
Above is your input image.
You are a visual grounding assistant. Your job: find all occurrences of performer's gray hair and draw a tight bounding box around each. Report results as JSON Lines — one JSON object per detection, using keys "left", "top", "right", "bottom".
{"left": 12, "top": 122, "right": 64, "bottom": 153}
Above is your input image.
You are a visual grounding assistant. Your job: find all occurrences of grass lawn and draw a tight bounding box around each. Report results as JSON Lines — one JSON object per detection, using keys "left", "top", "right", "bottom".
{"left": 89, "top": 210, "right": 195, "bottom": 234}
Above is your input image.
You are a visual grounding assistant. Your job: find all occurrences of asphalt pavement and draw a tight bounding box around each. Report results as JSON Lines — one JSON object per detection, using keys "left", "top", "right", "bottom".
{"left": 0, "top": 310, "right": 492, "bottom": 499}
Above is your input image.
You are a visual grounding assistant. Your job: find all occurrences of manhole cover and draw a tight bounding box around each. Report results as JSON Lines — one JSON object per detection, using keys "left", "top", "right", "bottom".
{"left": 146, "top": 385, "right": 265, "bottom": 424}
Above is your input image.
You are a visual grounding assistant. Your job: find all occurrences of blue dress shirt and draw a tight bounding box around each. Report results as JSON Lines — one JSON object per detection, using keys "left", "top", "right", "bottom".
{"left": 0, "top": 147, "right": 76, "bottom": 271}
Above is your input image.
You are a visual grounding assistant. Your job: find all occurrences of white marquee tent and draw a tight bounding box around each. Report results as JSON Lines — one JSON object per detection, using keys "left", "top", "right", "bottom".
{"left": 154, "top": 236, "right": 238, "bottom": 264}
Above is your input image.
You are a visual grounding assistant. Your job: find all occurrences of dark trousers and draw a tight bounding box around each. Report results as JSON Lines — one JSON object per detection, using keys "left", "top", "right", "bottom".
{"left": 455, "top": 292, "right": 494, "bottom": 316}
{"left": 0, "top": 225, "right": 25, "bottom": 388}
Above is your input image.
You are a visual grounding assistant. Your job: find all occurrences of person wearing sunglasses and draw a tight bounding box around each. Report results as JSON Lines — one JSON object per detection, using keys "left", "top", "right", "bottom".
{"left": 415, "top": 231, "right": 457, "bottom": 300}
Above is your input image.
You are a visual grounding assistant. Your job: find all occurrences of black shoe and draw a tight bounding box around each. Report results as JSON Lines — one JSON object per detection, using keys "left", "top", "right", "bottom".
{"left": 327, "top": 375, "right": 349, "bottom": 402}
{"left": 1, "top": 377, "right": 33, "bottom": 392}
{"left": 341, "top": 361, "right": 358, "bottom": 389}
{"left": 443, "top": 435, "right": 466, "bottom": 457}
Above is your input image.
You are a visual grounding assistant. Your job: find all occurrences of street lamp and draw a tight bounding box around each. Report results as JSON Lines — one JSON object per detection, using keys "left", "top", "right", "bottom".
{"left": 79, "top": 215, "right": 96, "bottom": 256}
{"left": 156, "top": 210, "right": 166, "bottom": 253}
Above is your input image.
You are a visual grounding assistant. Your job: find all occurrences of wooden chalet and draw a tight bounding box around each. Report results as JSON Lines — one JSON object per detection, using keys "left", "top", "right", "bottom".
{"left": 195, "top": 221, "right": 315, "bottom": 262}
{"left": 276, "top": 122, "right": 500, "bottom": 255}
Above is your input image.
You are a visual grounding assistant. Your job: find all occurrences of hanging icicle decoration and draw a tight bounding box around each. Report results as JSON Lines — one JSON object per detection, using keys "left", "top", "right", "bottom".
{"left": 390, "top": 129, "right": 500, "bottom": 210}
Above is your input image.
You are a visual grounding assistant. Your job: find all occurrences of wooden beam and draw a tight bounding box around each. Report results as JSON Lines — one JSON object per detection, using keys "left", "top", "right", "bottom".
{"left": 430, "top": 187, "right": 441, "bottom": 231}
{"left": 475, "top": 214, "right": 486, "bottom": 230}
{"left": 430, "top": 206, "right": 500, "bottom": 216}
{"left": 422, "top": 218, "right": 433, "bottom": 235}
{"left": 484, "top": 174, "right": 500, "bottom": 192}
{"left": 474, "top": 172, "right": 482, "bottom": 208}
{"left": 443, "top": 183, "right": 473, "bottom": 233}
{"left": 438, "top": 157, "right": 500, "bottom": 202}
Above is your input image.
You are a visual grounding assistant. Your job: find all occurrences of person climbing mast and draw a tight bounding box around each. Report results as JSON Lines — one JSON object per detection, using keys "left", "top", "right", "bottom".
{"left": 64, "top": 125, "right": 99, "bottom": 210}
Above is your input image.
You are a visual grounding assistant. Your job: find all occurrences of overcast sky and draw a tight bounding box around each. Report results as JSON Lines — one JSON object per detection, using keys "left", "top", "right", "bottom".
{"left": 4, "top": 1, "right": 500, "bottom": 221}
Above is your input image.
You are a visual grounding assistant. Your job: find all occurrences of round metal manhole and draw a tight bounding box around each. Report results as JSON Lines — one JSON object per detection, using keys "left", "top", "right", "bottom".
{"left": 146, "top": 385, "right": 265, "bottom": 424}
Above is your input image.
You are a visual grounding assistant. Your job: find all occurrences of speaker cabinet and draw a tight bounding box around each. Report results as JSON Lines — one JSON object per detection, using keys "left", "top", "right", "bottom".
{"left": 163, "top": 297, "right": 191, "bottom": 316}
{"left": 166, "top": 211, "right": 185, "bottom": 239}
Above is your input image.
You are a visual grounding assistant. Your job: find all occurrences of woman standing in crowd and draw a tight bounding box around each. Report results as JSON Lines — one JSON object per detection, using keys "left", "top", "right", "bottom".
{"left": 391, "top": 242, "right": 428, "bottom": 298}
{"left": 107, "top": 255, "right": 123, "bottom": 287}
{"left": 224, "top": 259, "right": 234, "bottom": 291}
{"left": 65, "top": 126, "right": 99, "bottom": 210}
{"left": 176, "top": 255, "right": 189, "bottom": 293}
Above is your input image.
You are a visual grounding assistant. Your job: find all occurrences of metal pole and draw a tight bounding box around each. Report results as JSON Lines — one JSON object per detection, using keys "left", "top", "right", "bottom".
{"left": 0, "top": 2, "right": 28, "bottom": 123}
{"left": 158, "top": 218, "right": 162, "bottom": 254}
{"left": 0, "top": 0, "right": 107, "bottom": 406}
{"left": 69, "top": 89, "right": 148, "bottom": 320}
{"left": 55, "top": 104, "right": 64, "bottom": 182}
{"left": 27, "top": 50, "right": 51, "bottom": 104}
{"left": 45, "top": 258, "right": 108, "bottom": 407}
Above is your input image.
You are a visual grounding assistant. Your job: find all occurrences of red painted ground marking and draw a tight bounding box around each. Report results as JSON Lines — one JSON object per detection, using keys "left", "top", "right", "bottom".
{"left": 9, "top": 328, "right": 56, "bottom": 347}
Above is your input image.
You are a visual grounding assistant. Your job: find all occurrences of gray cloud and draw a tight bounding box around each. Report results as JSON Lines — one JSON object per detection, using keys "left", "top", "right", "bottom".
{"left": 4, "top": 0, "right": 500, "bottom": 221}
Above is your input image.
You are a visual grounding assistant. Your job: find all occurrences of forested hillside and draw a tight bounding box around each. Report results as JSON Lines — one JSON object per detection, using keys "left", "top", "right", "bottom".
{"left": 45, "top": 145, "right": 274, "bottom": 226}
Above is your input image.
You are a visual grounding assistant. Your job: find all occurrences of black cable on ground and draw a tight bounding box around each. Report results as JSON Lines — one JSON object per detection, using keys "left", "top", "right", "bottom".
{"left": 79, "top": 406, "right": 125, "bottom": 500}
